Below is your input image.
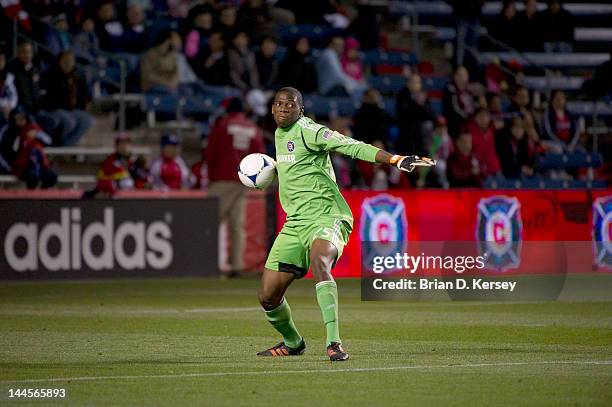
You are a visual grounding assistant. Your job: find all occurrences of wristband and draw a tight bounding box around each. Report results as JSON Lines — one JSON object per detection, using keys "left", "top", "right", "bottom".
{"left": 390, "top": 155, "right": 403, "bottom": 165}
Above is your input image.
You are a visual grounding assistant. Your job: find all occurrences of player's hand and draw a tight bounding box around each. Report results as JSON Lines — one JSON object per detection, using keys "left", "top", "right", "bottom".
{"left": 392, "top": 155, "right": 437, "bottom": 173}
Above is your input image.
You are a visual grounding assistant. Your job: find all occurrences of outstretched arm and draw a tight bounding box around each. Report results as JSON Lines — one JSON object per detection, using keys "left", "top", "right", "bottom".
{"left": 307, "top": 127, "right": 436, "bottom": 173}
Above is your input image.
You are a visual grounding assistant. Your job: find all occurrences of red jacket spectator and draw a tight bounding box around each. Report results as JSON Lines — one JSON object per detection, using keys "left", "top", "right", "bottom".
{"left": 12, "top": 123, "right": 50, "bottom": 176}
{"left": 191, "top": 149, "right": 209, "bottom": 190}
{"left": 468, "top": 109, "right": 501, "bottom": 177}
{"left": 96, "top": 153, "right": 133, "bottom": 193}
{"left": 150, "top": 134, "right": 190, "bottom": 190}
{"left": 206, "top": 103, "right": 264, "bottom": 182}
{"left": 12, "top": 122, "right": 57, "bottom": 189}
{"left": 447, "top": 132, "right": 483, "bottom": 187}
{"left": 95, "top": 133, "right": 134, "bottom": 194}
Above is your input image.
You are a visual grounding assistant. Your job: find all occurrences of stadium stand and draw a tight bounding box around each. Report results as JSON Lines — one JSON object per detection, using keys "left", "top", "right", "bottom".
{"left": 0, "top": 0, "right": 609, "bottom": 192}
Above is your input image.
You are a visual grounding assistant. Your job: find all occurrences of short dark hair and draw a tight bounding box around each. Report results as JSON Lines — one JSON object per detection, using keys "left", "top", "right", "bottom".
{"left": 277, "top": 87, "right": 303, "bottom": 107}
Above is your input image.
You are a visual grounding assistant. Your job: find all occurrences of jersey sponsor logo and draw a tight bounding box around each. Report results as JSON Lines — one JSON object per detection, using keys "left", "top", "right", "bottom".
{"left": 593, "top": 196, "right": 612, "bottom": 269}
{"left": 287, "top": 140, "right": 295, "bottom": 152}
{"left": 360, "top": 194, "right": 408, "bottom": 273}
{"left": 277, "top": 154, "right": 296, "bottom": 163}
{"left": 476, "top": 196, "right": 522, "bottom": 271}
{"left": 322, "top": 130, "right": 332, "bottom": 140}
{"left": 3, "top": 207, "right": 173, "bottom": 272}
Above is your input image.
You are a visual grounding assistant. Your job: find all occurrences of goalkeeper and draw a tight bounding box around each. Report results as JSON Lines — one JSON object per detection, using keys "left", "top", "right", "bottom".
{"left": 257, "top": 87, "right": 435, "bottom": 361}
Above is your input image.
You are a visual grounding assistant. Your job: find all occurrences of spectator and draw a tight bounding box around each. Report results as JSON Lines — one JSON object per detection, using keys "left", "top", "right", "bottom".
{"left": 0, "top": 106, "right": 28, "bottom": 174}
{"left": 40, "top": 50, "right": 93, "bottom": 146}
{"left": 341, "top": 37, "right": 365, "bottom": 83}
{"left": 468, "top": 108, "right": 501, "bottom": 177}
{"left": 487, "top": 92, "right": 506, "bottom": 130}
{"left": 45, "top": 13, "right": 72, "bottom": 57}
{"left": 167, "top": 0, "right": 191, "bottom": 19}
{"left": 316, "top": 36, "right": 366, "bottom": 97}
{"left": 396, "top": 74, "right": 437, "bottom": 155}
{"left": 206, "top": 97, "right": 264, "bottom": 275}
{"left": 95, "top": 132, "right": 135, "bottom": 195}
{"left": 218, "top": 6, "right": 237, "bottom": 35}
{"left": 0, "top": 69, "right": 18, "bottom": 124}
{"left": 515, "top": 0, "right": 544, "bottom": 51}
{"left": 443, "top": 66, "right": 477, "bottom": 138}
{"left": 227, "top": 31, "right": 259, "bottom": 91}
{"left": 169, "top": 30, "right": 201, "bottom": 93}
{"left": 448, "top": 0, "right": 484, "bottom": 67}
{"left": 348, "top": 4, "right": 382, "bottom": 50}
{"left": 95, "top": 0, "right": 124, "bottom": 52}
{"left": 418, "top": 116, "right": 453, "bottom": 188}
{"left": 447, "top": 131, "right": 483, "bottom": 187}
{"left": 184, "top": 5, "right": 216, "bottom": 61}
{"left": 255, "top": 36, "right": 278, "bottom": 90}
{"left": 508, "top": 86, "right": 541, "bottom": 143}
{"left": 245, "top": 89, "right": 269, "bottom": 121}
{"left": 130, "top": 155, "right": 151, "bottom": 189}
{"left": 73, "top": 18, "right": 100, "bottom": 64}
{"left": 237, "top": 0, "right": 274, "bottom": 43}
{"left": 540, "top": 0, "right": 575, "bottom": 53}
{"left": 542, "top": 90, "right": 580, "bottom": 152}
{"left": 140, "top": 30, "right": 179, "bottom": 93}
{"left": 7, "top": 42, "right": 40, "bottom": 114}
{"left": 489, "top": 0, "right": 520, "bottom": 50}
{"left": 355, "top": 139, "right": 390, "bottom": 190}
{"left": 193, "top": 31, "right": 230, "bottom": 86}
{"left": 150, "top": 134, "right": 190, "bottom": 190}
{"left": 122, "top": 3, "right": 148, "bottom": 54}
{"left": 496, "top": 116, "right": 536, "bottom": 178}
{"left": 190, "top": 148, "right": 209, "bottom": 190}
{"left": 11, "top": 117, "right": 56, "bottom": 189}
{"left": 278, "top": 37, "right": 317, "bottom": 93}
{"left": 353, "top": 88, "right": 391, "bottom": 145}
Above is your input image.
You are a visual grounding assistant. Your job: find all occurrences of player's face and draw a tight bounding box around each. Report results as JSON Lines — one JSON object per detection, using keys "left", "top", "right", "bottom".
{"left": 272, "top": 92, "right": 302, "bottom": 128}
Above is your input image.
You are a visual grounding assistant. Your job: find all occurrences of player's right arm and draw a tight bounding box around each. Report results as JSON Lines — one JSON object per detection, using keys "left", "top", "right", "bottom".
{"left": 305, "top": 125, "right": 436, "bottom": 173}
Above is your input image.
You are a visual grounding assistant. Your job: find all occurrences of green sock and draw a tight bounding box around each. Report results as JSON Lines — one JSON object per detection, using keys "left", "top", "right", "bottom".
{"left": 316, "top": 280, "right": 341, "bottom": 346}
{"left": 264, "top": 298, "right": 302, "bottom": 349}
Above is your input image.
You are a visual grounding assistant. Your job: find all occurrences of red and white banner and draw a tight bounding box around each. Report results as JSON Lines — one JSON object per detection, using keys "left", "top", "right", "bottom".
{"left": 276, "top": 190, "right": 612, "bottom": 278}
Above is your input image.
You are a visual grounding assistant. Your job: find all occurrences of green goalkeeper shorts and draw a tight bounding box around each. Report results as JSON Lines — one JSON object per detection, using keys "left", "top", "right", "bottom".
{"left": 265, "top": 217, "right": 352, "bottom": 278}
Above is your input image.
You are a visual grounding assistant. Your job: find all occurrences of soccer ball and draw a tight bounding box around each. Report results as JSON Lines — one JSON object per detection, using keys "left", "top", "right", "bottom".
{"left": 238, "top": 153, "right": 277, "bottom": 189}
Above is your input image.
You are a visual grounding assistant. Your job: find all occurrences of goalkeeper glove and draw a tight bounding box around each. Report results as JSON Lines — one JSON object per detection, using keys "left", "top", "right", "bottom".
{"left": 390, "top": 155, "right": 437, "bottom": 173}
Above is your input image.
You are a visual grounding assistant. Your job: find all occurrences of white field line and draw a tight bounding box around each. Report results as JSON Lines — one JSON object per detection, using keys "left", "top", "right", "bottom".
{"left": 1, "top": 360, "right": 610, "bottom": 384}
{"left": 0, "top": 307, "right": 261, "bottom": 316}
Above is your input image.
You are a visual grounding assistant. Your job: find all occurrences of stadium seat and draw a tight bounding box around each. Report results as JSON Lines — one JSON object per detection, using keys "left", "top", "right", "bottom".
{"left": 362, "top": 50, "right": 418, "bottom": 67}
{"left": 567, "top": 101, "right": 612, "bottom": 117}
{"left": 484, "top": 176, "right": 607, "bottom": 189}
{"left": 368, "top": 75, "right": 406, "bottom": 93}
{"left": 536, "top": 152, "right": 603, "bottom": 170}
{"left": 478, "top": 52, "right": 610, "bottom": 69}
{"left": 521, "top": 76, "right": 585, "bottom": 92}
{"left": 574, "top": 27, "right": 612, "bottom": 42}
{"left": 278, "top": 24, "right": 342, "bottom": 43}
{"left": 391, "top": 1, "right": 612, "bottom": 18}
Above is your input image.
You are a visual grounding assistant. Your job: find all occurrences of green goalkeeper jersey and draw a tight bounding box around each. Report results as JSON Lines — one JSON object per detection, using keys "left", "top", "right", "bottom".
{"left": 275, "top": 116, "right": 380, "bottom": 225}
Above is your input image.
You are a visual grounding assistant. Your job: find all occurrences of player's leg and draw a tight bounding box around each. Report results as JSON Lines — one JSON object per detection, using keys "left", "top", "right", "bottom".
{"left": 257, "top": 268, "right": 305, "bottom": 355}
{"left": 309, "top": 220, "right": 351, "bottom": 361}
{"left": 257, "top": 227, "right": 308, "bottom": 356}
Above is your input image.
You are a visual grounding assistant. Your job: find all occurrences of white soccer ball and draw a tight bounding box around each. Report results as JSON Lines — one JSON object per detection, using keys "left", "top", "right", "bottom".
{"left": 238, "top": 153, "right": 277, "bottom": 189}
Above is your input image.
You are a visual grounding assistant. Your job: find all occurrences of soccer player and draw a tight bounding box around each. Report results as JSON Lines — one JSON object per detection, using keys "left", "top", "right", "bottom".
{"left": 257, "top": 87, "right": 435, "bottom": 361}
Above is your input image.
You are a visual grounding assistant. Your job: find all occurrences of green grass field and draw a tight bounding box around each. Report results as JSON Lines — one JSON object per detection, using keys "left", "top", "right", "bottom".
{"left": 0, "top": 277, "right": 611, "bottom": 406}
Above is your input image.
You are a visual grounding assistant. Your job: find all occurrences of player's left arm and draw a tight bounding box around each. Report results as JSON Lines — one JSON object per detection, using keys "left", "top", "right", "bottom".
{"left": 313, "top": 128, "right": 436, "bottom": 173}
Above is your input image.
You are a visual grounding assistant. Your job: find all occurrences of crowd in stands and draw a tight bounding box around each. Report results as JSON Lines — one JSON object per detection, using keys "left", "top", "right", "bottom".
{"left": 0, "top": 0, "right": 607, "bottom": 191}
